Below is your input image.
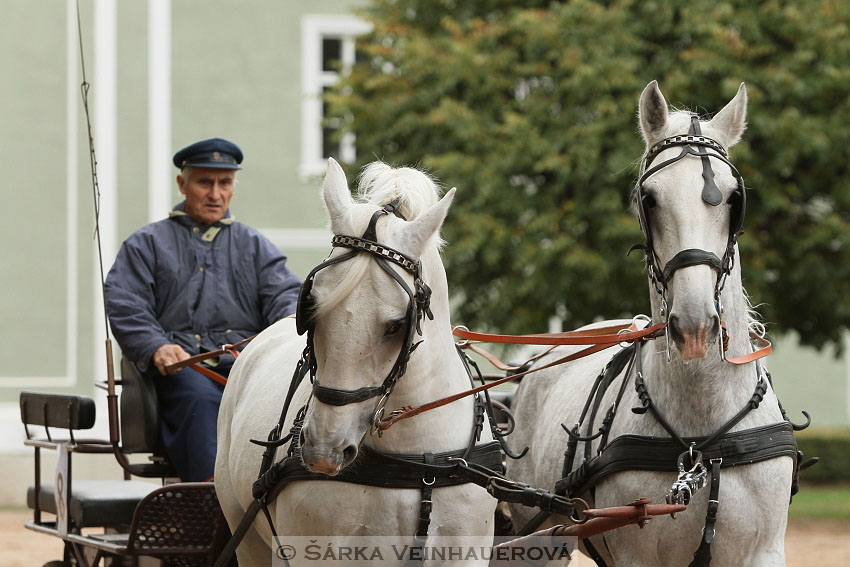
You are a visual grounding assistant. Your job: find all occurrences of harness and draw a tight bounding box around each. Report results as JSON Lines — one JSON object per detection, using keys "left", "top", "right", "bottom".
{"left": 528, "top": 119, "right": 815, "bottom": 567}
{"left": 631, "top": 116, "right": 746, "bottom": 361}
{"left": 297, "top": 202, "right": 435, "bottom": 414}
{"left": 547, "top": 340, "right": 811, "bottom": 567}
{"left": 215, "top": 203, "right": 591, "bottom": 566}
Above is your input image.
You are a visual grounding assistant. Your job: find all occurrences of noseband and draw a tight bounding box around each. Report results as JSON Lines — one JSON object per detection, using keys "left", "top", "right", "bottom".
{"left": 295, "top": 202, "right": 433, "bottom": 409}
{"left": 632, "top": 116, "right": 747, "bottom": 358}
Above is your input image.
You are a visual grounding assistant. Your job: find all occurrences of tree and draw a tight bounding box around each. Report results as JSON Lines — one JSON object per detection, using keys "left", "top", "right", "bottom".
{"left": 329, "top": 0, "right": 850, "bottom": 350}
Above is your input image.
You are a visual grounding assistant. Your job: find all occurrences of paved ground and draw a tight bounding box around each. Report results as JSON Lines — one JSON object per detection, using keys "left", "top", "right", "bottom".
{"left": 2, "top": 509, "right": 847, "bottom": 566}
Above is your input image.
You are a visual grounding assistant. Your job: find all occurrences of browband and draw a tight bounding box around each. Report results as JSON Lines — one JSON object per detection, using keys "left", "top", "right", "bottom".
{"left": 332, "top": 235, "right": 419, "bottom": 275}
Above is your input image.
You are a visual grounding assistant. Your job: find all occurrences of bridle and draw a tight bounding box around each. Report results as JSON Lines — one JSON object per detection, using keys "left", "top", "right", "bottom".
{"left": 295, "top": 202, "right": 433, "bottom": 421}
{"left": 632, "top": 115, "right": 747, "bottom": 360}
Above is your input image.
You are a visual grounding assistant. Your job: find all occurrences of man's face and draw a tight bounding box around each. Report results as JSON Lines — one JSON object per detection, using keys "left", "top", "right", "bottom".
{"left": 177, "top": 168, "right": 236, "bottom": 225}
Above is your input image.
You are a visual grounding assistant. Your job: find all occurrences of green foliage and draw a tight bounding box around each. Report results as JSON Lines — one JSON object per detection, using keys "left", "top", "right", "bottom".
{"left": 330, "top": 0, "right": 850, "bottom": 347}
{"left": 796, "top": 427, "right": 850, "bottom": 484}
{"left": 789, "top": 484, "right": 850, "bottom": 519}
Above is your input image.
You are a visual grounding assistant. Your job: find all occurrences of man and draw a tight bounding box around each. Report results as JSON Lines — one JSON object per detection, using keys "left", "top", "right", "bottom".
{"left": 105, "top": 137, "right": 302, "bottom": 481}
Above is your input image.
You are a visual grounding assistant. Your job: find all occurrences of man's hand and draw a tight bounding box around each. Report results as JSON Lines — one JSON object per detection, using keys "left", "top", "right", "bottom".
{"left": 153, "top": 344, "right": 191, "bottom": 376}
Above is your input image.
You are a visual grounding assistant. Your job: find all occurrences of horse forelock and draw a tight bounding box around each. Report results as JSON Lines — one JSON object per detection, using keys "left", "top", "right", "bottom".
{"left": 356, "top": 161, "right": 443, "bottom": 220}
{"left": 313, "top": 162, "right": 446, "bottom": 321}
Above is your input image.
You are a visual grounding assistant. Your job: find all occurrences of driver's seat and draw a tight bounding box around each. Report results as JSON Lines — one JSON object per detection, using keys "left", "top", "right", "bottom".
{"left": 119, "top": 357, "right": 176, "bottom": 477}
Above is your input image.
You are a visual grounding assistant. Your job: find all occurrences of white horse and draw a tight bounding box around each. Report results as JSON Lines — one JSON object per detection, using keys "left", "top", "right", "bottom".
{"left": 506, "top": 81, "right": 795, "bottom": 566}
{"left": 215, "top": 159, "right": 497, "bottom": 566}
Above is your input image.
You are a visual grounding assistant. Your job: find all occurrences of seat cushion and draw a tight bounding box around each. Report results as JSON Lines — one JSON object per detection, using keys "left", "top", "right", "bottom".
{"left": 27, "top": 480, "right": 158, "bottom": 528}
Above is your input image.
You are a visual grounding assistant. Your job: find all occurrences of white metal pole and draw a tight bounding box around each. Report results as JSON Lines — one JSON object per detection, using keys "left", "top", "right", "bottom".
{"left": 148, "top": 0, "right": 172, "bottom": 222}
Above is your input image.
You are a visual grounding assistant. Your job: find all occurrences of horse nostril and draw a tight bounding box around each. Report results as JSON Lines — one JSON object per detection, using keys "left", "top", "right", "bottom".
{"left": 342, "top": 444, "right": 358, "bottom": 466}
{"left": 667, "top": 314, "right": 685, "bottom": 345}
{"left": 709, "top": 315, "right": 721, "bottom": 339}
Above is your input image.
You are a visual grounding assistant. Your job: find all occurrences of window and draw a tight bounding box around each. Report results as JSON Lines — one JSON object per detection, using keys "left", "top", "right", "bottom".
{"left": 299, "top": 15, "right": 371, "bottom": 181}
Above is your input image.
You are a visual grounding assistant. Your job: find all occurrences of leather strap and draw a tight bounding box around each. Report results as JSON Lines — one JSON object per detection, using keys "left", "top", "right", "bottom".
{"left": 406, "top": 453, "right": 435, "bottom": 567}
{"left": 689, "top": 459, "right": 722, "bottom": 567}
{"left": 556, "top": 422, "right": 797, "bottom": 499}
{"left": 164, "top": 335, "right": 253, "bottom": 373}
{"left": 662, "top": 248, "right": 723, "bottom": 283}
{"left": 188, "top": 363, "right": 228, "bottom": 386}
{"left": 463, "top": 342, "right": 556, "bottom": 372}
{"left": 725, "top": 333, "right": 772, "bottom": 365}
{"left": 376, "top": 322, "right": 664, "bottom": 432}
{"left": 376, "top": 339, "right": 640, "bottom": 432}
{"left": 453, "top": 322, "right": 665, "bottom": 346}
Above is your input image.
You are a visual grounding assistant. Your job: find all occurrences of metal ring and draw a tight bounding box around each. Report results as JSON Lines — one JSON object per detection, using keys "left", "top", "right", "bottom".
{"left": 446, "top": 457, "right": 468, "bottom": 468}
{"left": 617, "top": 327, "right": 632, "bottom": 349}
{"left": 369, "top": 392, "right": 391, "bottom": 437}
{"left": 423, "top": 477, "right": 436, "bottom": 486}
{"left": 453, "top": 325, "right": 471, "bottom": 347}
{"left": 568, "top": 497, "right": 591, "bottom": 524}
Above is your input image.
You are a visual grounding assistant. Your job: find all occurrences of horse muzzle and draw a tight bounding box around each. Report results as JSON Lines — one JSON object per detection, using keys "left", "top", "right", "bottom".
{"left": 667, "top": 311, "right": 720, "bottom": 361}
{"left": 300, "top": 427, "right": 359, "bottom": 476}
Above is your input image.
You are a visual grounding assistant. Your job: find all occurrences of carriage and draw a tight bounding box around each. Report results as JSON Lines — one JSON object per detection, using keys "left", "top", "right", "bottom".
{"left": 19, "top": 81, "right": 813, "bottom": 567}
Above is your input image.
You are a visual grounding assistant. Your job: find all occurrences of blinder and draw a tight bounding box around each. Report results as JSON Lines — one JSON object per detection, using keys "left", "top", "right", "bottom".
{"left": 294, "top": 202, "right": 434, "bottom": 408}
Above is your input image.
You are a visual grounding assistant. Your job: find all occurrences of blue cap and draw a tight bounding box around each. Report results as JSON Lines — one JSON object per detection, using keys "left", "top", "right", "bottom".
{"left": 173, "top": 138, "right": 243, "bottom": 170}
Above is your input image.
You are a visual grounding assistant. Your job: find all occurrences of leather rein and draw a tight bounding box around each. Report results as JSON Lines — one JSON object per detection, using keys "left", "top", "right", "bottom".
{"left": 374, "top": 320, "right": 771, "bottom": 432}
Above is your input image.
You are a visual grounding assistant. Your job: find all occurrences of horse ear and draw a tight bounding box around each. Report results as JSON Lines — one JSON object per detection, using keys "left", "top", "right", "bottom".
{"left": 709, "top": 82, "right": 747, "bottom": 148}
{"left": 639, "top": 80, "right": 669, "bottom": 146}
{"left": 399, "top": 187, "right": 456, "bottom": 260}
{"left": 322, "top": 158, "right": 353, "bottom": 233}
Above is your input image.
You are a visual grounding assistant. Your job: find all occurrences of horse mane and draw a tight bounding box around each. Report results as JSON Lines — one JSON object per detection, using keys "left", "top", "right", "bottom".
{"left": 313, "top": 162, "right": 445, "bottom": 319}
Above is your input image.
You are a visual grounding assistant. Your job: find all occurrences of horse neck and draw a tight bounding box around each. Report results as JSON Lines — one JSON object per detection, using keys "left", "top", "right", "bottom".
{"left": 366, "top": 248, "right": 486, "bottom": 453}
{"left": 643, "top": 266, "right": 762, "bottom": 434}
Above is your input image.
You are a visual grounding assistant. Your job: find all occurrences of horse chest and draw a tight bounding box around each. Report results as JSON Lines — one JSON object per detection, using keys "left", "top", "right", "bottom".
{"left": 595, "top": 457, "right": 792, "bottom": 566}
{"left": 274, "top": 483, "right": 494, "bottom": 537}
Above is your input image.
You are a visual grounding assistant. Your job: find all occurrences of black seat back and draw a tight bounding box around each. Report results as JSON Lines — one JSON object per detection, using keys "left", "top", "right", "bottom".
{"left": 20, "top": 392, "right": 97, "bottom": 430}
{"left": 120, "top": 358, "right": 162, "bottom": 454}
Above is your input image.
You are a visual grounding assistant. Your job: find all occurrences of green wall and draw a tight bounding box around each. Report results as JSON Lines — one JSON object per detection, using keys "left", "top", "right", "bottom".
{"left": 0, "top": 0, "right": 364, "bottom": 403}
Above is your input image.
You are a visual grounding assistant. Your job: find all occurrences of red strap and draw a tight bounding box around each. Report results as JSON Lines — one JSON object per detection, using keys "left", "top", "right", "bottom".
{"left": 189, "top": 363, "right": 228, "bottom": 386}
{"left": 378, "top": 321, "right": 770, "bottom": 432}
{"left": 453, "top": 322, "right": 666, "bottom": 346}
{"left": 164, "top": 336, "right": 255, "bottom": 374}
{"left": 726, "top": 333, "right": 772, "bottom": 365}
{"left": 377, "top": 340, "right": 628, "bottom": 432}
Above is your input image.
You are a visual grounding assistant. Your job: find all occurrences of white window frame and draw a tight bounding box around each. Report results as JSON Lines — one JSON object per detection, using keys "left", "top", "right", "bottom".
{"left": 299, "top": 15, "right": 372, "bottom": 182}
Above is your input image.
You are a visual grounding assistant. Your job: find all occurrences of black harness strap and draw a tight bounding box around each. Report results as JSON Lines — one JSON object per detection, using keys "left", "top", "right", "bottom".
{"left": 690, "top": 117, "right": 724, "bottom": 206}
{"left": 556, "top": 421, "right": 798, "bottom": 498}
{"left": 406, "top": 452, "right": 435, "bottom": 567}
{"left": 582, "top": 538, "right": 609, "bottom": 567}
{"left": 514, "top": 347, "right": 636, "bottom": 538}
{"left": 552, "top": 337, "right": 804, "bottom": 567}
{"left": 689, "top": 458, "right": 722, "bottom": 567}
{"left": 662, "top": 249, "right": 723, "bottom": 283}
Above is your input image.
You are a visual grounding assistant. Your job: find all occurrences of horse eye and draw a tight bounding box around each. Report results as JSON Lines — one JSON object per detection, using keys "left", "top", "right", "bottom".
{"left": 384, "top": 320, "right": 405, "bottom": 337}
{"left": 643, "top": 193, "right": 658, "bottom": 208}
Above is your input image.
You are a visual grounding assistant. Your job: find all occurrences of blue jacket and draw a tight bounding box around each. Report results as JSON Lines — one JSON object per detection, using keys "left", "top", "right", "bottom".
{"left": 105, "top": 203, "right": 302, "bottom": 368}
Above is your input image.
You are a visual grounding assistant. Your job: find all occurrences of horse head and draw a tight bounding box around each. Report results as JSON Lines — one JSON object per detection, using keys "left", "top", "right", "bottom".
{"left": 299, "top": 158, "right": 455, "bottom": 475}
{"left": 636, "top": 80, "right": 748, "bottom": 361}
